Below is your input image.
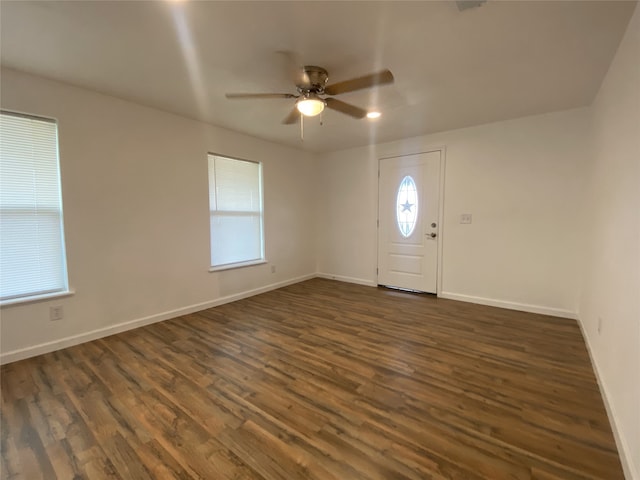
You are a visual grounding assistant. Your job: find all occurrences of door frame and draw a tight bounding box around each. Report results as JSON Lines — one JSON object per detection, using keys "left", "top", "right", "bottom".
{"left": 376, "top": 147, "right": 446, "bottom": 296}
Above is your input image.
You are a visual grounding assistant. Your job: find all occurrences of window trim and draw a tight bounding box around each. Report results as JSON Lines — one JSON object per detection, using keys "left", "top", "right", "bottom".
{"left": 207, "top": 152, "right": 265, "bottom": 271}
{"left": 209, "top": 259, "right": 267, "bottom": 273}
{"left": 0, "top": 289, "right": 75, "bottom": 308}
{"left": 0, "top": 109, "right": 71, "bottom": 303}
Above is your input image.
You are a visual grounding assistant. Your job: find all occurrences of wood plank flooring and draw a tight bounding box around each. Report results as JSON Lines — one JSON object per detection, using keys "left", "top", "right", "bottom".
{"left": 1, "top": 278, "right": 624, "bottom": 479}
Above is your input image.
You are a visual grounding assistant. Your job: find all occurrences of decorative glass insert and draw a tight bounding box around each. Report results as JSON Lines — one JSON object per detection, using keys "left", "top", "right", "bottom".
{"left": 396, "top": 175, "right": 418, "bottom": 237}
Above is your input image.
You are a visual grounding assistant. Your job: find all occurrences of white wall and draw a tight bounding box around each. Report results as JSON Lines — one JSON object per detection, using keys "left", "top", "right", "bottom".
{"left": 580, "top": 5, "right": 640, "bottom": 479}
{"left": 316, "top": 108, "right": 590, "bottom": 317}
{"left": 0, "top": 68, "right": 316, "bottom": 362}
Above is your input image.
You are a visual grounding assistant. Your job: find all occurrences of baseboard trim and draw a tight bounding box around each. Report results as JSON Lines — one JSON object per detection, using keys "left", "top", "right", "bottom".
{"left": 315, "top": 272, "right": 377, "bottom": 287}
{"left": 0, "top": 273, "right": 316, "bottom": 365}
{"left": 439, "top": 291, "right": 578, "bottom": 319}
{"left": 0, "top": 277, "right": 579, "bottom": 362}
{"left": 577, "top": 318, "right": 638, "bottom": 480}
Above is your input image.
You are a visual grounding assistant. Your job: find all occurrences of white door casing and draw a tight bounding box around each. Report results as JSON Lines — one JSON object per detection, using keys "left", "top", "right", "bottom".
{"left": 377, "top": 151, "right": 441, "bottom": 293}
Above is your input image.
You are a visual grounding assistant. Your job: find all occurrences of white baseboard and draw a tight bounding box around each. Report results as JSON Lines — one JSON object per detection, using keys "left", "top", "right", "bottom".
{"left": 439, "top": 291, "right": 578, "bottom": 319}
{"left": 0, "top": 273, "right": 316, "bottom": 365}
{"left": 315, "top": 272, "right": 377, "bottom": 287}
{"left": 4, "top": 273, "right": 633, "bottom": 478}
{"left": 0, "top": 276, "right": 578, "bottom": 363}
{"left": 577, "top": 319, "right": 638, "bottom": 480}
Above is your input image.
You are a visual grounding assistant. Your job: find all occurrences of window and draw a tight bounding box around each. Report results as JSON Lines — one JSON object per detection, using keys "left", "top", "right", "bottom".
{"left": 208, "top": 154, "right": 264, "bottom": 269}
{"left": 0, "top": 111, "right": 69, "bottom": 302}
{"left": 396, "top": 175, "right": 418, "bottom": 237}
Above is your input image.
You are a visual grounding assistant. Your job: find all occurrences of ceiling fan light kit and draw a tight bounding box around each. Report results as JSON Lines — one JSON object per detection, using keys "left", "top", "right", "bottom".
{"left": 296, "top": 95, "right": 325, "bottom": 117}
{"left": 225, "top": 58, "right": 394, "bottom": 126}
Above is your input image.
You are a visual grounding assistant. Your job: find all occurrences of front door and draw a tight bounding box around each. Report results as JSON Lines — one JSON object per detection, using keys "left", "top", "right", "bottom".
{"left": 377, "top": 151, "right": 441, "bottom": 293}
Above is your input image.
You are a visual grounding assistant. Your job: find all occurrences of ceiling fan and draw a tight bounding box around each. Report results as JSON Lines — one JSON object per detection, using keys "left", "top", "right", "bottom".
{"left": 225, "top": 59, "right": 394, "bottom": 124}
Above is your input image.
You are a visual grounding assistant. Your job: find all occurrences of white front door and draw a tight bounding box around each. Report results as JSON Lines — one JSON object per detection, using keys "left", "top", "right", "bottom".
{"left": 377, "top": 151, "right": 441, "bottom": 293}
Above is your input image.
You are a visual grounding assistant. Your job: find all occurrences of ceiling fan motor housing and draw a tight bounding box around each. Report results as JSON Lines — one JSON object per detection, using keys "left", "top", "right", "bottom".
{"left": 297, "top": 66, "right": 329, "bottom": 94}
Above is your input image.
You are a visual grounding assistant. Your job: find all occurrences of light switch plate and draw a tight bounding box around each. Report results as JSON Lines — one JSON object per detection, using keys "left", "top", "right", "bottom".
{"left": 460, "top": 214, "right": 472, "bottom": 224}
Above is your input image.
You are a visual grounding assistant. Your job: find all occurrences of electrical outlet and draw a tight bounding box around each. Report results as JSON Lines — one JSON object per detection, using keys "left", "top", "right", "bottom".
{"left": 460, "top": 213, "right": 472, "bottom": 224}
{"left": 271, "top": 265, "right": 276, "bottom": 274}
{"left": 50, "top": 306, "right": 64, "bottom": 321}
{"left": 597, "top": 317, "right": 603, "bottom": 334}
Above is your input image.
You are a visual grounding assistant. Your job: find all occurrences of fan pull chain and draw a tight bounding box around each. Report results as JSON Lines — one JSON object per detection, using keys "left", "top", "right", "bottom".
{"left": 300, "top": 114, "right": 304, "bottom": 141}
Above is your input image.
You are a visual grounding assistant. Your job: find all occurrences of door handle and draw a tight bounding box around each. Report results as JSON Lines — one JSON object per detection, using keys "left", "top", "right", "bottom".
{"left": 427, "top": 232, "right": 437, "bottom": 238}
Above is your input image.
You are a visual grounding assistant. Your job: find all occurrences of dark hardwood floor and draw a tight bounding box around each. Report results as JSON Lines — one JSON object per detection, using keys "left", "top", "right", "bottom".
{"left": 1, "top": 278, "right": 624, "bottom": 479}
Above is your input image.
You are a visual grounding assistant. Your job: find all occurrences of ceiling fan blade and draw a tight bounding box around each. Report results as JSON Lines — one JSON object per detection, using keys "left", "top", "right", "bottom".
{"left": 226, "top": 93, "right": 297, "bottom": 99}
{"left": 324, "top": 69, "right": 394, "bottom": 96}
{"left": 325, "top": 98, "right": 367, "bottom": 119}
{"left": 282, "top": 107, "right": 300, "bottom": 125}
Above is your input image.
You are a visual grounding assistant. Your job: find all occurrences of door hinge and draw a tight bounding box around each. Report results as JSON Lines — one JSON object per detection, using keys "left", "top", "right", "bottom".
{"left": 377, "top": 219, "right": 379, "bottom": 227}
{"left": 376, "top": 268, "right": 378, "bottom": 274}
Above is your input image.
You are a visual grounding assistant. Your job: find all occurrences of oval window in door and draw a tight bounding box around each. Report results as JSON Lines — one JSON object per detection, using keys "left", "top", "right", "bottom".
{"left": 396, "top": 175, "right": 418, "bottom": 237}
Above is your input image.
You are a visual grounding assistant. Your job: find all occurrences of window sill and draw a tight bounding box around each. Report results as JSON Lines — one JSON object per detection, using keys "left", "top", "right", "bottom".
{"left": 209, "top": 260, "right": 267, "bottom": 272}
{"left": 0, "top": 289, "right": 75, "bottom": 308}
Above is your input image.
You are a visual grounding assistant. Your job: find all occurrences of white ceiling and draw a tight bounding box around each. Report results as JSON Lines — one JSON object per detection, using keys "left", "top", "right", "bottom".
{"left": 1, "top": 1, "right": 636, "bottom": 153}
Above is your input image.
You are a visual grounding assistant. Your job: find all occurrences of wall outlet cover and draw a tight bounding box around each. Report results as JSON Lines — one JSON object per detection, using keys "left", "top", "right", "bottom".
{"left": 50, "top": 306, "right": 64, "bottom": 321}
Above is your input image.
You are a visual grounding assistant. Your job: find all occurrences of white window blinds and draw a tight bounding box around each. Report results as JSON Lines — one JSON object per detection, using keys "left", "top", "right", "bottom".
{"left": 0, "top": 111, "right": 69, "bottom": 301}
{"left": 208, "top": 154, "right": 264, "bottom": 268}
